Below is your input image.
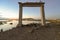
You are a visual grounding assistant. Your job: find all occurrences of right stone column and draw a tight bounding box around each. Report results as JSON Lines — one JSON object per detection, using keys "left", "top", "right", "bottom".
{"left": 40, "top": 4, "right": 46, "bottom": 26}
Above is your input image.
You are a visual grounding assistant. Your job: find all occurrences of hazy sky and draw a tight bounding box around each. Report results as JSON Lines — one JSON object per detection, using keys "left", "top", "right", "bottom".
{"left": 0, "top": 0, "right": 60, "bottom": 19}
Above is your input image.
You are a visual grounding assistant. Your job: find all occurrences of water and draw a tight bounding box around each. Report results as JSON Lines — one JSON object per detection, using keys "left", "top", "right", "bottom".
{"left": 0, "top": 20, "right": 18, "bottom": 32}
{"left": 0, "top": 20, "right": 50, "bottom": 32}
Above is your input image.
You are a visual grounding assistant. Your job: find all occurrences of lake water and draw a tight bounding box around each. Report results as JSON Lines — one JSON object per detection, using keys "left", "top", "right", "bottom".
{"left": 0, "top": 20, "right": 50, "bottom": 32}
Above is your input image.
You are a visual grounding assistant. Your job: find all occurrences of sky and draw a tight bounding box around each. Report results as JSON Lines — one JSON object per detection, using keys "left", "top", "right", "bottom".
{"left": 0, "top": 0, "right": 60, "bottom": 19}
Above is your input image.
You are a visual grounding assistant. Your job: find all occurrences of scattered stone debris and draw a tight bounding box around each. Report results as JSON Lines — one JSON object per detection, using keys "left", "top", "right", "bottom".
{"left": 10, "top": 23, "right": 13, "bottom": 25}
{"left": 0, "top": 23, "right": 60, "bottom": 40}
{"left": 0, "top": 29, "right": 3, "bottom": 32}
{"left": 0, "top": 22, "right": 3, "bottom": 25}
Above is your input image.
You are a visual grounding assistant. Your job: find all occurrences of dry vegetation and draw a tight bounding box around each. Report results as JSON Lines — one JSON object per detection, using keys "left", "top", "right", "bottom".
{"left": 48, "top": 20, "right": 60, "bottom": 23}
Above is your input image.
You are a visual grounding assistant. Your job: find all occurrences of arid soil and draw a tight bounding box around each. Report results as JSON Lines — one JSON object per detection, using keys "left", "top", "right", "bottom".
{"left": 0, "top": 23, "right": 60, "bottom": 40}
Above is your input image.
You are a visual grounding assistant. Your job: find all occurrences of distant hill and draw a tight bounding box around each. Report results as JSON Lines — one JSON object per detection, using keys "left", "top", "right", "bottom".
{"left": 23, "top": 18, "right": 41, "bottom": 21}
{"left": 0, "top": 17, "right": 9, "bottom": 20}
{"left": 8, "top": 18, "right": 41, "bottom": 21}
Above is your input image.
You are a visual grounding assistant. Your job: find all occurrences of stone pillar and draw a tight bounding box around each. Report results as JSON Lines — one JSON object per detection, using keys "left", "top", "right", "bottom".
{"left": 40, "top": 4, "right": 46, "bottom": 26}
{"left": 18, "top": 3, "right": 22, "bottom": 26}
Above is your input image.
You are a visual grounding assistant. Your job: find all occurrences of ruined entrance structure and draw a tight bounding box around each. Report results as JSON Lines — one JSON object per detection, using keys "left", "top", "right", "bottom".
{"left": 18, "top": 1, "right": 46, "bottom": 26}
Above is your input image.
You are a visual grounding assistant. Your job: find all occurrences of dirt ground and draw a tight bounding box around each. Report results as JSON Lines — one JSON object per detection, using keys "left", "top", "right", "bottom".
{"left": 0, "top": 23, "right": 60, "bottom": 40}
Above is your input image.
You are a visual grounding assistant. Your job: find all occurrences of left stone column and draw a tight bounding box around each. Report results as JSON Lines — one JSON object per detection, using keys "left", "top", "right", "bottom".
{"left": 18, "top": 2, "right": 22, "bottom": 26}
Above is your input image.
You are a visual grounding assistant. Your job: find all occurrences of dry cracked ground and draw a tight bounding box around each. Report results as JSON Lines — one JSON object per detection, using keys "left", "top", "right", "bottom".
{"left": 0, "top": 23, "right": 60, "bottom": 40}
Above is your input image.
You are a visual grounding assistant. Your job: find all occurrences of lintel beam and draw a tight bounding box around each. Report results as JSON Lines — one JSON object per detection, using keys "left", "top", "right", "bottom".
{"left": 18, "top": 2, "right": 45, "bottom": 7}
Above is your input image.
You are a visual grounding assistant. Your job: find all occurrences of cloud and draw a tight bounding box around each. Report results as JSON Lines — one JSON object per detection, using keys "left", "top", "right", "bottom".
{"left": 0, "top": 7, "right": 18, "bottom": 18}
